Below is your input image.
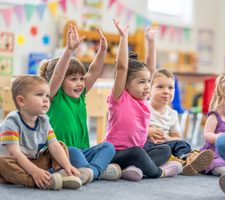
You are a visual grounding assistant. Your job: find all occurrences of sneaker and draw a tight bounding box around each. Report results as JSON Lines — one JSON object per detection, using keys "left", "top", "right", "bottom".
{"left": 57, "top": 169, "right": 82, "bottom": 189}
{"left": 49, "top": 173, "right": 63, "bottom": 190}
{"left": 121, "top": 165, "right": 143, "bottom": 182}
{"left": 219, "top": 174, "right": 225, "bottom": 193}
{"left": 160, "top": 161, "right": 183, "bottom": 177}
{"left": 78, "top": 167, "right": 93, "bottom": 185}
{"left": 183, "top": 149, "right": 214, "bottom": 176}
{"left": 98, "top": 163, "right": 122, "bottom": 181}
{"left": 168, "top": 155, "right": 186, "bottom": 166}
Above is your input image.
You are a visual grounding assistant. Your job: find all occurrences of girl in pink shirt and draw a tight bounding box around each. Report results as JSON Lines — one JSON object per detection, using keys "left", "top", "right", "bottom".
{"left": 104, "top": 19, "right": 182, "bottom": 181}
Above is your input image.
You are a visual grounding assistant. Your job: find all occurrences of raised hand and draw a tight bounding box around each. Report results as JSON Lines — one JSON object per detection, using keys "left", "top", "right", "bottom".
{"left": 67, "top": 24, "right": 86, "bottom": 52}
{"left": 113, "top": 18, "right": 129, "bottom": 37}
{"left": 96, "top": 27, "right": 108, "bottom": 51}
{"left": 144, "top": 26, "right": 160, "bottom": 42}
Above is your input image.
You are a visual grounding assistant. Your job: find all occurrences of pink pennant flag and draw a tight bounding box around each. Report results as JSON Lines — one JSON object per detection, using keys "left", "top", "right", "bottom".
{"left": 160, "top": 25, "right": 167, "bottom": 39}
{"left": 1, "top": 8, "right": 13, "bottom": 27}
{"left": 116, "top": 1, "right": 125, "bottom": 17}
{"left": 70, "top": 0, "right": 79, "bottom": 8}
{"left": 169, "top": 27, "right": 176, "bottom": 41}
{"left": 108, "top": 0, "right": 117, "bottom": 9}
{"left": 126, "top": 8, "right": 134, "bottom": 22}
{"left": 59, "top": 0, "right": 67, "bottom": 12}
{"left": 177, "top": 28, "right": 182, "bottom": 42}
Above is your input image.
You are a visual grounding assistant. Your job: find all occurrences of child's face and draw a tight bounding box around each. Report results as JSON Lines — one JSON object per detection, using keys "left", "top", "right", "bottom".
{"left": 150, "top": 74, "right": 175, "bottom": 106}
{"left": 125, "top": 68, "right": 151, "bottom": 100}
{"left": 21, "top": 83, "right": 50, "bottom": 116}
{"left": 62, "top": 73, "right": 85, "bottom": 98}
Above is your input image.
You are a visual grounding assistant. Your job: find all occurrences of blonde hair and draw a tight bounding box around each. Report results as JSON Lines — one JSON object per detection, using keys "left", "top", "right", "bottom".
{"left": 151, "top": 68, "right": 175, "bottom": 85}
{"left": 11, "top": 75, "right": 48, "bottom": 110}
{"left": 209, "top": 74, "right": 225, "bottom": 111}
{"left": 38, "top": 57, "right": 86, "bottom": 82}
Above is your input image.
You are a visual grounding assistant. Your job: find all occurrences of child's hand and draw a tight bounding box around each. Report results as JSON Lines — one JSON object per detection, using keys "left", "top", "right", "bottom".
{"left": 67, "top": 24, "right": 86, "bottom": 52}
{"left": 96, "top": 27, "right": 108, "bottom": 51}
{"left": 31, "top": 168, "right": 51, "bottom": 189}
{"left": 113, "top": 18, "right": 129, "bottom": 37}
{"left": 64, "top": 165, "right": 81, "bottom": 177}
{"left": 148, "top": 126, "right": 165, "bottom": 144}
{"left": 144, "top": 26, "right": 160, "bottom": 42}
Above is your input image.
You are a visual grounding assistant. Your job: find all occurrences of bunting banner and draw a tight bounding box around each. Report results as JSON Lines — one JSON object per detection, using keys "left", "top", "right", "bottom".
{"left": 59, "top": 0, "right": 67, "bottom": 12}
{"left": 36, "top": 4, "right": 46, "bottom": 20}
{"left": 1, "top": 8, "right": 13, "bottom": 27}
{"left": 14, "top": 5, "right": 25, "bottom": 23}
{"left": 70, "top": 0, "right": 79, "bottom": 8}
{"left": 107, "top": 0, "right": 117, "bottom": 9}
{"left": 183, "top": 28, "right": 190, "bottom": 43}
{"left": 25, "top": 4, "right": 35, "bottom": 21}
{"left": 126, "top": 8, "right": 134, "bottom": 23}
{"left": 116, "top": 1, "right": 125, "bottom": 17}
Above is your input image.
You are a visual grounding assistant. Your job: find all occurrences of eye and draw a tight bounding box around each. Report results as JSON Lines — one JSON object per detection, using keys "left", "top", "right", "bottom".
{"left": 139, "top": 80, "right": 145, "bottom": 84}
{"left": 46, "top": 94, "right": 50, "bottom": 99}
{"left": 36, "top": 93, "right": 43, "bottom": 96}
{"left": 157, "top": 85, "right": 163, "bottom": 88}
{"left": 169, "top": 87, "right": 174, "bottom": 90}
{"left": 71, "top": 77, "right": 77, "bottom": 81}
{"left": 147, "top": 79, "right": 151, "bottom": 83}
{"left": 80, "top": 77, "right": 84, "bottom": 81}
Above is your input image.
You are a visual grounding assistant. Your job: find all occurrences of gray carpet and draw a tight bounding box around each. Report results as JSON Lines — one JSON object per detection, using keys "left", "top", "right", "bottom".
{"left": 0, "top": 174, "right": 224, "bottom": 200}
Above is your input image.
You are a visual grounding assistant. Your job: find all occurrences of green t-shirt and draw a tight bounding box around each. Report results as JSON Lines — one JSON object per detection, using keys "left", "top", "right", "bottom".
{"left": 47, "top": 87, "right": 90, "bottom": 149}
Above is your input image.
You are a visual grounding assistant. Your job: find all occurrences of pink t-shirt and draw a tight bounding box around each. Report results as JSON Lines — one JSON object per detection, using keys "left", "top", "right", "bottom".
{"left": 104, "top": 90, "right": 151, "bottom": 150}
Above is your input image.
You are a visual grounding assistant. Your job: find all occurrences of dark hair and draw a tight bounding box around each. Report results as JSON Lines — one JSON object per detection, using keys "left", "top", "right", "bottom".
{"left": 39, "top": 57, "right": 86, "bottom": 81}
{"left": 126, "top": 52, "right": 148, "bottom": 83}
{"left": 12, "top": 75, "right": 48, "bottom": 110}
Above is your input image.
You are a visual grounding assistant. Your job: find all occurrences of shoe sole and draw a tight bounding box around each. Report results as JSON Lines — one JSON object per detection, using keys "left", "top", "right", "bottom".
{"left": 219, "top": 174, "right": 225, "bottom": 193}
{"left": 50, "top": 173, "right": 63, "bottom": 190}
{"left": 114, "top": 164, "right": 122, "bottom": 179}
{"left": 62, "top": 176, "right": 82, "bottom": 189}
{"left": 78, "top": 168, "right": 93, "bottom": 185}
{"left": 183, "top": 150, "right": 214, "bottom": 176}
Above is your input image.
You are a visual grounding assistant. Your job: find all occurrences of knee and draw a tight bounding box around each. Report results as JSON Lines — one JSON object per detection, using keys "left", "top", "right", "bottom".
{"left": 101, "top": 142, "right": 116, "bottom": 155}
{"left": 130, "top": 146, "right": 146, "bottom": 159}
{"left": 160, "top": 144, "right": 172, "bottom": 159}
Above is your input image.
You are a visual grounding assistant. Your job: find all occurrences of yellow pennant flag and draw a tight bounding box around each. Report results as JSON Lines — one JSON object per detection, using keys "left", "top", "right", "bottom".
{"left": 48, "top": 1, "right": 58, "bottom": 19}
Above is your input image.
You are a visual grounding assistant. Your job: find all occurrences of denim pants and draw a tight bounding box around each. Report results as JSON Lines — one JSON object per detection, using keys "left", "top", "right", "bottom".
{"left": 68, "top": 142, "right": 115, "bottom": 180}
{"left": 144, "top": 140, "right": 192, "bottom": 159}
{"left": 216, "top": 134, "right": 225, "bottom": 160}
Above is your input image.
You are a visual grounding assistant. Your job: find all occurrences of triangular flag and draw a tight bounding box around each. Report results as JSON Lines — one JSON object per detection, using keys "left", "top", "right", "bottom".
{"left": 126, "top": 8, "right": 133, "bottom": 23}
{"left": 36, "top": 4, "right": 46, "bottom": 20}
{"left": 25, "top": 4, "right": 35, "bottom": 21}
{"left": 183, "top": 28, "right": 190, "bottom": 43}
{"left": 59, "top": 0, "right": 66, "bottom": 12}
{"left": 144, "top": 18, "right": 151, "bottom": 28}
{"left": 1, "top": 8, "right": 13, "bottom": 27}
{"left": 177, "top": 28, "right": 182, "bottom": 42}
{"left": 116, "top": 1, "right": 125, "bottom": 17}
{"left": 14, "top": 5, "right": 25, "bottom": 23}
{"left": 169, "top": 27, "right": 176, "bottom": 41}
{"left": 108, "top": 0, "right": 116, "bottom": 9}
{"left": 136, "top": 14, "right": 144, "bottom": 28}
{"left": 48, "top": 1, "right": 58, "bottom": 19}
{"left": 160, "top": 25, "right": 167, "bottom": 39}
{"left": 70, "top": 0, "right": 78, "bottom": 8}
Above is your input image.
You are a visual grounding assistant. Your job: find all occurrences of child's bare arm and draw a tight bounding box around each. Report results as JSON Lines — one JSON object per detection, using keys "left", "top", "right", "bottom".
{"left": 85, "top": 28, "right": 107, "bottom": 93}
{"left": 144, "top": 26, "right": 159, "bottom": 80}
{"left": 112, "top": 19, "right": 130, "bottom": 100}
{"left": 7, "top": 144, "right": 51, "bottom": 189}
{"left": 49, "top": 24, "right": 85, "bottom": 99}
{"left": 48, "top": 141, "right": 80, "bottom": 177}
{"left": 204, "top": 114, "right": 223, "bottom": 143}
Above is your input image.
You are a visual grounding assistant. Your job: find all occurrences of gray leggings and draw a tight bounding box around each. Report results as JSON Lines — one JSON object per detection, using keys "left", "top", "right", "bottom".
{"left": 111, "top": 145, "right": 171, "bottom": 178}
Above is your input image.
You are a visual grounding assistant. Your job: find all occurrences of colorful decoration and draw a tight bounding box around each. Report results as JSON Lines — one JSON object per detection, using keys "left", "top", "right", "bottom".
{"left": 0, "top": 32, "right": 14, "bottom": 53}
{"left": 30, "top": 26, "right": 38, "bottom": 36}
{"left": 1, "top": 8, "right": 13, "bottom": 27}
{"left": 36, "top": 4, "right": 46, "bottom": 20}
{"left": 48, "top": 1, "right": 58, "bottom": 19}
{"left": 25, "top": 4, "right": 35, "bottom": 21}
{"left": 42, "top": 35, "right": 50, "bottom": 45}
{"left": 0, "top": 55, "right": 13, "bottom": 75}
{"left": 59, "top": 0, "right": 67, "bottom": 12}
{"left": 14, "top": 5, "right": 25, "bottom": 23}
{"left": 17, "top": 34, "right": 25, "bottom": 45}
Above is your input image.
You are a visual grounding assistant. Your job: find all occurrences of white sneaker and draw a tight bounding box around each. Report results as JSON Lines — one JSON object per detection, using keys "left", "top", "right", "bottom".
{"left": 98, "top": 163, "right": 122, "bottom": 181}
{"left": 160, "top": 161, "right": 183, "bottom": 177}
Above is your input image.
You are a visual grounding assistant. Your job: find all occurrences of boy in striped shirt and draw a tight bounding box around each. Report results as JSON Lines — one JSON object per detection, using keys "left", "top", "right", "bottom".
{"left": 0, "top": 75, "right": 82, "bottom": 190}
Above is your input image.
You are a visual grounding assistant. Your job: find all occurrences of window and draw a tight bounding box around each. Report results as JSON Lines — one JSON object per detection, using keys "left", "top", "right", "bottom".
{"left": 147, "top": 0, "right": 194, "bottom": 27}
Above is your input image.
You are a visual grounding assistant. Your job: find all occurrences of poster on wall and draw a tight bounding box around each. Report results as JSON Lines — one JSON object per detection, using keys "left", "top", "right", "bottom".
{"left": 0, "top": 55, "right": 13, "bottom": 75}
{"left": 197, "top": 29, "right": 214, "bottom": 67}
{"left": 82, "top": 0, "right": 103, "bottom": 30}
{"left": 0, "top": 32, "right": 14, "bottom": 53}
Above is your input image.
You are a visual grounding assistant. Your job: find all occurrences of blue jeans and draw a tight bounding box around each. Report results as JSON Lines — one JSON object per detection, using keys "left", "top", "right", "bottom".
{"left": 216, "top": 134, "right": 225, "bottom": 160}
{"left": 68, "top": 142, "right": 115, "bottom": 180}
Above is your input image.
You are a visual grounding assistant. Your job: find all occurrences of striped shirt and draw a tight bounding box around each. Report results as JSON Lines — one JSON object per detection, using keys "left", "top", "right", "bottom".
{"left": 0, "top": 111, "right": 57, "bottom": 158}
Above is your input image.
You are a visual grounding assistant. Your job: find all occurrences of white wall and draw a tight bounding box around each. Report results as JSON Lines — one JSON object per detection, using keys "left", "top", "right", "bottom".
{"left": 0, "top": 0, "right": 224, "bottom": 75}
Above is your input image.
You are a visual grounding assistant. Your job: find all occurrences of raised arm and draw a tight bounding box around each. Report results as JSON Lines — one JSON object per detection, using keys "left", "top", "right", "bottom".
{"left": 85, "top": 28, "right": 107, "bottom": 93}
{"left": 144, "top": 26, "right": 159, "bottom": 80}
{"left": 112, "top": 19, "right": 129, "bottom": 100}
{"left": 49, "top": 24, "right": 85, "bottom": 99}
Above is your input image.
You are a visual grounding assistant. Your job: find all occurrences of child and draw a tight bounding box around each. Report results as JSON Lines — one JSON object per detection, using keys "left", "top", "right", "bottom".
{"left": 39, "top": 24, "right": 121, "bottom": 181}
{"left": 200, "top": 74, "right": 225, "bottom": 178}
{"left": 0, "top": 75, "right": 82, "bottom": 190}
{"left": 145, "top": 68, "right": 214, "bottom": 176}
{"left": 104, "top": 19, "right": 182, "bottom": 182}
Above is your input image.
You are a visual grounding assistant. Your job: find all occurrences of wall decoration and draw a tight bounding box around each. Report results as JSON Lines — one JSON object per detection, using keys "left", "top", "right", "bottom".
{"left": 30, "top": 26, "right": 38, "bottom": 36}
{"left": 17, "top": 34, "right": 25, "bottom": 45}
{"left": 197, "top": 29, "right": 214, "bottom": 66}
{"left": 0, "top": 55, "right": 13, "bottom": 75}
{"left": 42, "top": 35, "right": 50, "bottom": 45}
{"left": 0, "top": 32, "right": 14, "bottom": 53}
{"left": 82, "top": 0, "right": 103, "bottom": 30}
